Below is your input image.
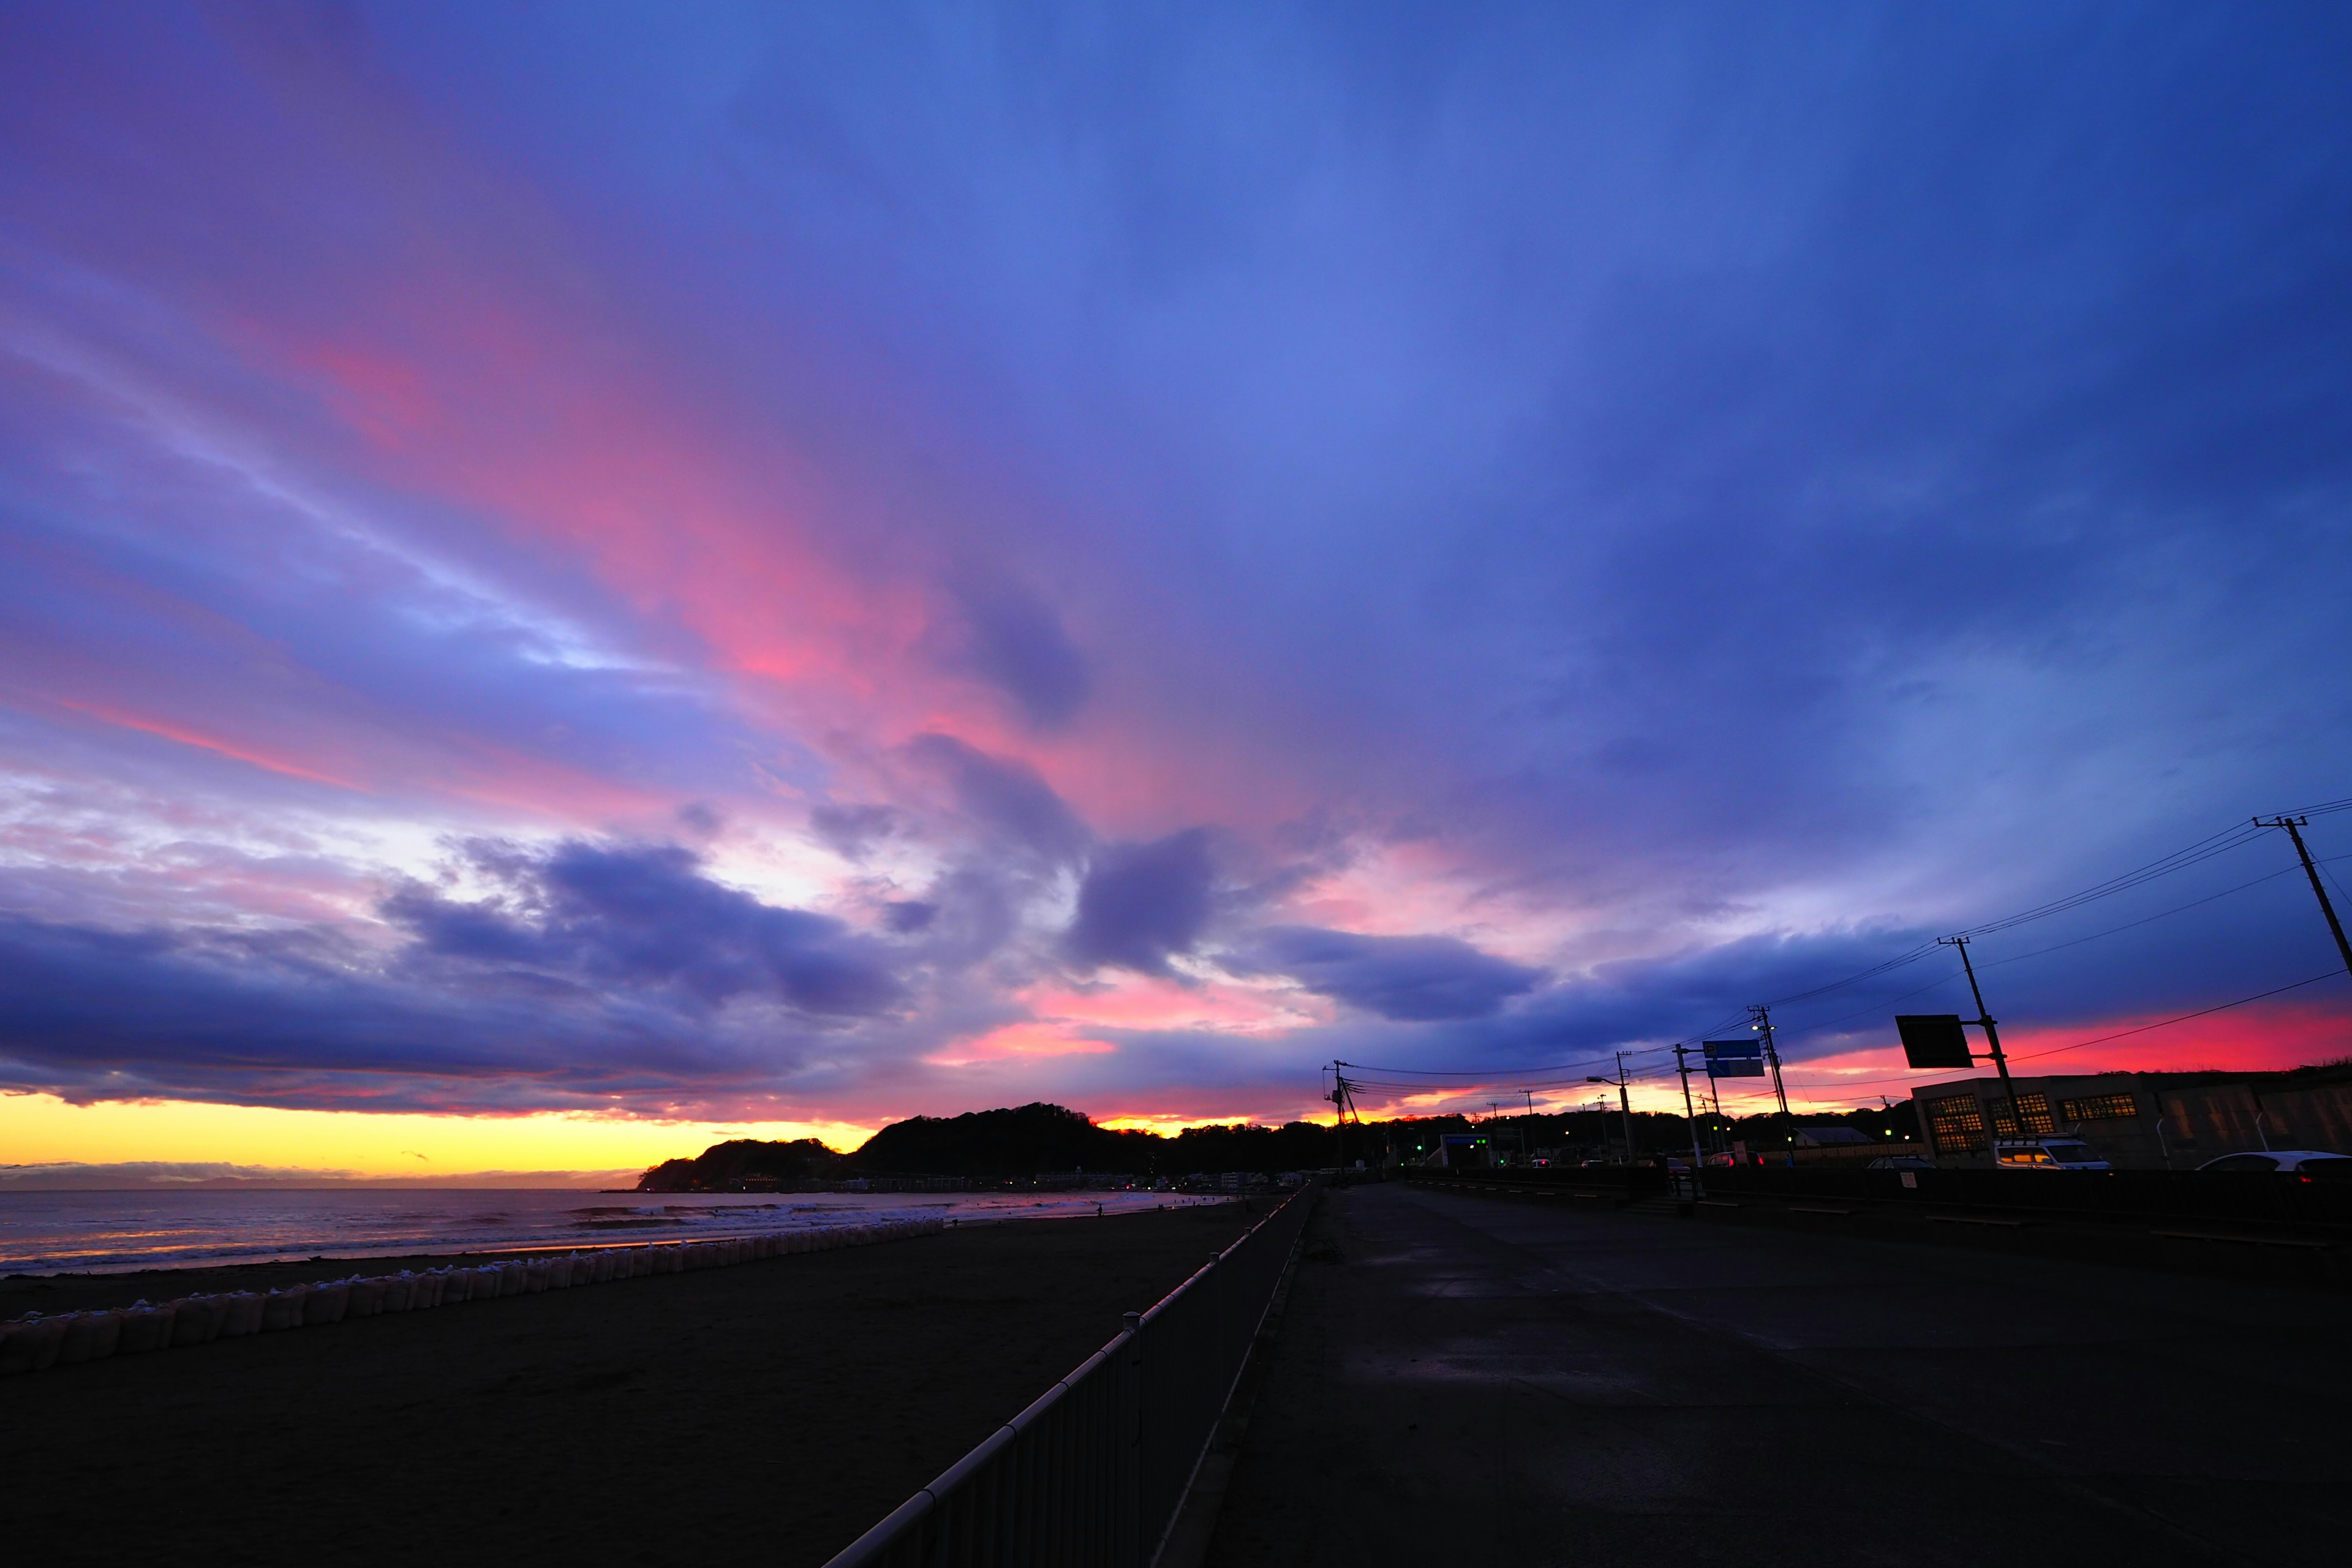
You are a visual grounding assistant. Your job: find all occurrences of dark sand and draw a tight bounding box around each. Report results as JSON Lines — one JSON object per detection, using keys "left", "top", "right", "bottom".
{"left": 2, "top": 1202, "right": 1257, "bottom": 1567}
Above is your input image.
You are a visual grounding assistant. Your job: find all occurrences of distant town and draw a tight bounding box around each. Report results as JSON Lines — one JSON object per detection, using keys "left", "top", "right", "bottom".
{"left": 636, "top": 1057, "right": 2352, "bottom": 1194}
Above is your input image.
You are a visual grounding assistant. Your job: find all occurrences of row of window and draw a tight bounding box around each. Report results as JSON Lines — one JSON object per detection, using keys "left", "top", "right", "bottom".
{"left": 1921, "top": 1090, "right": 2143, "bottom": 1153}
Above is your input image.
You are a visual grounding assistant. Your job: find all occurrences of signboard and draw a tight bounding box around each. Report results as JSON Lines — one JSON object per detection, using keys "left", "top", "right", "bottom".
{"left": 1703, "top": 1039, "right": 1766, "bottom": 1077}
{"left": 1896, "top": 1014, "right": 1973, "bottom": 1069}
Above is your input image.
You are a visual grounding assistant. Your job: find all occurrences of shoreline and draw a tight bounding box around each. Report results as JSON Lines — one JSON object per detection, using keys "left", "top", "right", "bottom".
{"left": 1, "top": 1189, "right": 1233, "bottom": 1283}
{"left": 1, "top": 1197, "right": 1245, "bottom": 1315}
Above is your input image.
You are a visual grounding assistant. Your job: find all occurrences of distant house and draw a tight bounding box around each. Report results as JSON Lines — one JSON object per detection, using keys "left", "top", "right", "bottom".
{"left": 1795, "top": 1126, "right": 1869, "bottom": 1147}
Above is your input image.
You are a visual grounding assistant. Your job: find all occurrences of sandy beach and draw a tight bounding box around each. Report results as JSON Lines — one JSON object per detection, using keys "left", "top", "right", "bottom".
{"left": 2, "top": 1201, "right": 1257, "bottom": 1566}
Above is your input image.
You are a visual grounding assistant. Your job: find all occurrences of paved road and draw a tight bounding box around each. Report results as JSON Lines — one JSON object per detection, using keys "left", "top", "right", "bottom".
{"left": 1207, "top": 1182, "right": 2350, "bottom": 1567}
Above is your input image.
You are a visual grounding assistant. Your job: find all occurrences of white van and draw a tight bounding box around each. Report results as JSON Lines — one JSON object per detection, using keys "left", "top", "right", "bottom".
{"left": 1992, "top": 1138, "right": 2110, "bottom": 1171}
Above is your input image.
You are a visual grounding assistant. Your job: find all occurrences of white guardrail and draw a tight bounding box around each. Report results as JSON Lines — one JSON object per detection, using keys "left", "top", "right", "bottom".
{"left": 823, "top": 1185, "right": 1319, "bottom": 1568}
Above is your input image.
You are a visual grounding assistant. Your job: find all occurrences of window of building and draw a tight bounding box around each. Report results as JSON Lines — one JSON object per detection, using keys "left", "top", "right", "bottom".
{"left": 1924, "top": 1096, "right": 1986, "bottom": 1155}
{"left": 2060, "top": 1093, "right": 2139, "bottom": 1123}
{"left": 1990, "top": 1093, "right": 2055, "bottom": 1137}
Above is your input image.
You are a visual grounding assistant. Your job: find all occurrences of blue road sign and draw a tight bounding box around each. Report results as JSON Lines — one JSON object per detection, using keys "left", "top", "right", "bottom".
{"left": 1703, "top": 1039, "right": 1765, "bottom": 1077}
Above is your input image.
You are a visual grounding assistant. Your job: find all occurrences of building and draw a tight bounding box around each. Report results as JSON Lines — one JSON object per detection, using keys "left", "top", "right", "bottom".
{"left": 1909, "top": 1062, "right": 2352, "bottom": 1169}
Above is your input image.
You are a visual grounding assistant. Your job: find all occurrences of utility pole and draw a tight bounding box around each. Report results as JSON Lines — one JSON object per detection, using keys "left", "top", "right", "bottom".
{"left": 1586, "top": 1052, "right": 1638, "bottom": 1164}
{"left": 1748, "top": 1004, "right": 1792, "bottom": 1161}
{"left": 1671, "top": 1044, "right": 1705, "bottom": 1174}
{"left": 1330, "top": 1062, "right": 1359, "bottom": 1170}
{"left": 1939, "top": 936, "right": 2024, "bottom": 1133}
{"left": 2256, "top": 816, "right": 2352, "bottom": 981}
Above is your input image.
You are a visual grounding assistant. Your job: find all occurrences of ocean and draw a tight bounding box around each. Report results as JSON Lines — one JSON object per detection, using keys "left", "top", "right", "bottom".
{"left": 0, "top": 1188, "right": 1213, "bottom": 1275}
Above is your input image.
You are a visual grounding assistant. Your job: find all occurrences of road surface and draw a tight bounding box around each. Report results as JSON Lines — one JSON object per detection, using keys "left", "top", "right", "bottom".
{"left": 1207, "top": 1181, "right": 2348, "bottom": 1567}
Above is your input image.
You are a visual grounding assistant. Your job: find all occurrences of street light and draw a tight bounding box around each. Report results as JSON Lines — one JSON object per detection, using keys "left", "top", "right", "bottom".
{"left": 1587, "top": 1053, "right": 1637, "bottom": 1165}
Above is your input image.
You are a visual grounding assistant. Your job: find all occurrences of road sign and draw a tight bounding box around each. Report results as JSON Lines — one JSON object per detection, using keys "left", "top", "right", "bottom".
{"left": 1703, "top": 1039, "right": 1766, "bottom": 1077}
{"left": 1896, "top": 1014, "right": 1973, "bottom": 1069}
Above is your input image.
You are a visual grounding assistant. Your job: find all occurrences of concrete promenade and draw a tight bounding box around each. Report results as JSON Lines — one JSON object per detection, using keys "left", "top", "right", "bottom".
{"left": 1206, "top": 1182, "right": 2350, "bottom": 1567}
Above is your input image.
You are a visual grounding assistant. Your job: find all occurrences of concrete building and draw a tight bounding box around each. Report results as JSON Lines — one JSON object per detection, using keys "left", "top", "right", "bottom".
{"left": 1910, "top": 1062, "right": 2352, "bottom": 1169}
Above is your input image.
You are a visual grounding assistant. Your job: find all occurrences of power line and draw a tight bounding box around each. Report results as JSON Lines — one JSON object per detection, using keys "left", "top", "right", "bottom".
{"left": 1776, "top": 968, "right": 2350, "bottom": 1095}
{"left": 1951, "top": 822, "right": 2270, "bottom": 938}
{"left": 1749, "top": 816, "right": 2330, "bottom": 1036}
{"left": 1333, "top": 808, "right": 2348, "bottom": 1111}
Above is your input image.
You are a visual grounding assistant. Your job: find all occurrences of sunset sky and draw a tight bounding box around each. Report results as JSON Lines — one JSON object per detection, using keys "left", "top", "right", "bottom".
{"left": 4, "top": 4, "right": 2351, "bottom": 1181}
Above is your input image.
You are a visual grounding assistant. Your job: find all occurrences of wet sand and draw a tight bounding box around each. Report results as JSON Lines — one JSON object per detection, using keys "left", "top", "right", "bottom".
{"left": 2, "top": 1202, "right": 1257, "bottom": 1567}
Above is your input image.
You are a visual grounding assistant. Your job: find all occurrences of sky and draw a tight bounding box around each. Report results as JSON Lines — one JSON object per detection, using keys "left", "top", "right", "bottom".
{"left": 3, "top": 2, "right": 2351, "bottom": 1182}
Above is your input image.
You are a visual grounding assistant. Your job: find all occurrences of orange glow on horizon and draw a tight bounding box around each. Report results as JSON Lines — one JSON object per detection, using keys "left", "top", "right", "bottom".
{"left": 0, "top": 1094, "right": 880, "bottom": 1183}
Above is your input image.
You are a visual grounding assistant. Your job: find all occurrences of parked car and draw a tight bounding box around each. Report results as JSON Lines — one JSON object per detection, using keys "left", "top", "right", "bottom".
{"left": 1866, "top": 1155, "right": 1936, "bottom": 1170}
{"left": 1992, "top": 1138, "right": 2109, "bottom": 1171}
{"left": 2195, "top": 1150, "right": 2352, "bottom": 1178}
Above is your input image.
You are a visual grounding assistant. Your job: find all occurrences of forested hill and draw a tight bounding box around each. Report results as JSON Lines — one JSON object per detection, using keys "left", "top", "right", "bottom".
{"left": 850, "top": 1102, "right": 1159, "bottom": 1177}
{"left": 635, "top": 1137, "right": 842, "bottom": 1193}
{"left": 635, "top": 1104, "right": 1341, "bottom": 1190}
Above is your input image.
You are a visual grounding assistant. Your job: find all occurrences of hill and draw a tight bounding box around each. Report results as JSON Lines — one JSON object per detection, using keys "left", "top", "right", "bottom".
{"left": 636, "top": 1137, "right": 844, "bottom": 1193}
{"left": 633, "top": 1104, "right": 1345, "bottom": 1189}
{"left": 850, "top": 1102, "right": 1159, "bottom": 1178}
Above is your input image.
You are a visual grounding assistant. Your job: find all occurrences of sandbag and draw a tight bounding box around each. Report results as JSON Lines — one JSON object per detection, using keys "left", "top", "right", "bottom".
{"left": 56, "top": 1311, "right": 123, "bottom": 1365}
{"left": 260, "top": 1287, "right": 309, "bottom": 1331}
{"left": 436, "top": 1268, "right": 471, "bottom": 1305}
{"left": 499, "top": 1261, "right": 530, "bottom": 1295}
{"left": 303, "top": 1281, "right": 349, "bottom": 1325}
{"left": 167, "top": 1296, "right": 224, "bottom": 1346}
{"left": 219, "top": 1293, "right": 265, "bottom": 1336}
{"left": 410, "top": 1272, "right": 443, "bottom": 1309}
{"left": 590, "top": 1251, "right": 617, "bottom": 1283}
{"left": 545, "top": 1256, "right": 574, "bottom": 1289}
{"left": 116, "top": 1302, "right": 177, "bottom": 1354}
{"left": 380, "top": 1275, "right": 415, "bottom": 1313}
{"left": 345, "top": 1278, "right": 386, "bottom": 1318}
{"left": 1, "top": 1315, "right": 67, "bottom": 1374}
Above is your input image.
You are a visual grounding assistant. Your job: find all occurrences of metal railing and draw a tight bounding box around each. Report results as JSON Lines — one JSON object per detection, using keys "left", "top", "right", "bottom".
{"left": 823, "top": 1186, "right": 1318, "bottom": 1568}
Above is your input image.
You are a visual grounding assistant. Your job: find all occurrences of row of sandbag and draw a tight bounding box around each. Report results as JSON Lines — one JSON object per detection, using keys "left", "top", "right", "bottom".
{"left": 0, "top": 1216, "right": 945, "bottom": 1375}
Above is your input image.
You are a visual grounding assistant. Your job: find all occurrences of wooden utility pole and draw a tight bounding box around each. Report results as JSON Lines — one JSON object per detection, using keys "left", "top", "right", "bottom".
{"left": 2256, "top": 816, "right": 2352, "bottom": 981}
{"left": 1672, "top": 1044, "right": 1705, "bottom": 1174}
{"left": 1939, "top": 935, "right": 2024, "bottom": 1133}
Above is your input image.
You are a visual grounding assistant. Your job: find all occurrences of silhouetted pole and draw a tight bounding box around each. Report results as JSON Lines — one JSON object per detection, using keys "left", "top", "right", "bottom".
{"left": 1672, "top": 1044, "right": 1705, "bottom": 1171}
{"left": 2256, "top": 816, "right": 2352, "bottom": 981}
{"left": 1329, "top": 1061, "right": 1350, "bottom": 1169}
{"left": 1749, "top": 1004, "right": 1791, "bottom": 1120}
{"left": 1940, "top": 935, "right": 2023, "bottom": 1134}
{"left": 1585, "top": 1054, "right": 1637, "bottom": 1164}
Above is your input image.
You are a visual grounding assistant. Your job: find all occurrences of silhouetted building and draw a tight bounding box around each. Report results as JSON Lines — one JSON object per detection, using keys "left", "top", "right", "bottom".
{"left": 1910, "top": 1063, "right": 2352, "bottom": 1168}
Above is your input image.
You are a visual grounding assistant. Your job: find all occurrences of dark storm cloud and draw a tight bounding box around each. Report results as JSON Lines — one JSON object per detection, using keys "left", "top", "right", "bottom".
{"left": 0, "top": 910, "right": 633, "bottom": 1110}
{"left": 903, "top": 734, "right": 1090, "bottom": 863}
{"left": 1065, "top": 830, "right": 1217, "bottom": 974}
{"left": 939, "top": 578, "right": 1091, "bottom": 729}
{"left": 1234, "top": 926, "right": 1542, "bottom": 1021}
{"left": 0, "top": 839, "right": 923, "bottom": 1112}
{"left": 384, "top": 840, "right": 906, "bottom": 1017}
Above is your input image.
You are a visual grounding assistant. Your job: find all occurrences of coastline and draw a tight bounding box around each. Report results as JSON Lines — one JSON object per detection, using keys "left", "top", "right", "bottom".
{"left": 0, "top": 1185, "right": 1223, "bottom": 1279}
